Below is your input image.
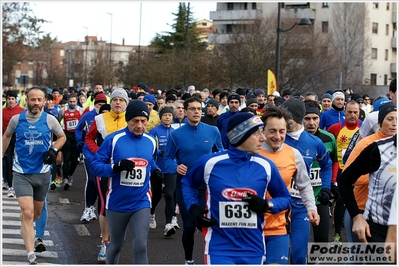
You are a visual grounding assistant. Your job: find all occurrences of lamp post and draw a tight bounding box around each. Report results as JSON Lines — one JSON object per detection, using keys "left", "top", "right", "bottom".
{"left": 170, "top": 42, "right": 174, "bottom": 87}
{"left": 107, "top": 12, "right": 113, "bottom": 67}
{"left": 84, "top": 27, "right": 88, "bottom": 87}
{"left": 275, "top": 2, "right": 311, "bottom": 91}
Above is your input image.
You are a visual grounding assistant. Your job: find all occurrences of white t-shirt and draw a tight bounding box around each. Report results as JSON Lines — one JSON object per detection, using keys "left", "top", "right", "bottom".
{"left": 388, "top": 188, "right": 397, "bottom": 226}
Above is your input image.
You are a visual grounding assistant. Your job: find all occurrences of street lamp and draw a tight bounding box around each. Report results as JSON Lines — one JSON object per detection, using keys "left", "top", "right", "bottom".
{"left": 84, "top": 27, "right": 88, "bottom": 87}
{"left": 107, "top": 12, "right": 113, "bottom": 66}
{"left": 170, "top": 42, "right": 174, "bottom": 87}
{"left": 275, "top": 2, "right": 311, "bottom": 91}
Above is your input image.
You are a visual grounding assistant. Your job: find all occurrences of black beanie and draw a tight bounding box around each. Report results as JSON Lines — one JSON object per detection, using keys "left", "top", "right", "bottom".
{"left": 159, "top": 106, "right": 174, "bottom": 119}
{"left": 378, "top": 102, "right": 396, "bottom": 124}
{"left": 281, "top": 97, "right": 306, "bottom": 124}
{"left": 228, "top": 93, "right": 241, "bottom": 105}
{"left": 305, "top": 107, "right": 320, "bottom": 116}
{"left": 99, "top": 104, "right": 111, "bottom": 114}
{"left": 206, "top": 98, "right": 219, "bottom": 109}
{"left": 227, "top": 112, "right": 264, "bottom": 147}
{"left": 125, "top": 100, "right": 149, "bottom": 122}
{"left": 6, "top": 90, "right": 18, "bottom": 98}
{"left": 220, "top": 92, "right": 229, "bottom": 100}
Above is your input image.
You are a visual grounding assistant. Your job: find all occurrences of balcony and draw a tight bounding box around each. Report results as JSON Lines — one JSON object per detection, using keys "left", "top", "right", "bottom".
{"left": 208, "top": 33, "right": 233, "bottom": 44}
{"left": 391, "top": 63, "right": 397, "bottom": 73}
{"left": 280, "top": 8, "right": 316, "bottom": 20}
{"left": 210, "top": 9, "right": 262, "bottom": 22}
{"left": 392, "top": 37, "right": 397, "bottom": 48}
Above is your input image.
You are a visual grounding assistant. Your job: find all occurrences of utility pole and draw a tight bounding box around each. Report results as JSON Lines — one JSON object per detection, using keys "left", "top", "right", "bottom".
{"left": 184, "top": 2, "right": 190, "bottom": 89}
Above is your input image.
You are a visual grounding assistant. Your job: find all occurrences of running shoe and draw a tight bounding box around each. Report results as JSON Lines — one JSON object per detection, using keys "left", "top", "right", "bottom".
{"left": 27, "top": 252, "right": 37, "bottom": 265}
{"left": 97, "top": 241, "right": 109, "bottom": 262}
{"left": 171, "top": 216, "right": 180, "bottom": 230}
{"left": 80, "top": 207, "right": 91, "bottom": 222}
{"left": 164, "top": 223, "right": 176, "bottom": 237}
{"left": 50, "top": 181, "right": 57, "bottom": 190}
{"left": 149, "top": 214, "right": 156, "bottom": 229}
{"left": 63, "top": 177, "right": 73, "bottom": 190}
{"left": 331, "top": 233, "right": 342, "bottom": 247}
{"left": 7, "top": 187, "right": 15, "bottom": 197}
{"left": 185, "top": 260, "right": 195, "bottom": 265}
{"left": 89, "top": 206, "right": 97, "bottom": 220}
{"left": 34, "top": 238, "right": 46, "bottom": 252}
{"left": 55, "top": 176, "right": 63, "bottom": 185}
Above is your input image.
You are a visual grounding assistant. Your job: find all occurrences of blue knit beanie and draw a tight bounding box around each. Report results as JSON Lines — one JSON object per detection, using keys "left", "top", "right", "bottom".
{"left": 227, "top": 113, "right": 264, "bottom": 147}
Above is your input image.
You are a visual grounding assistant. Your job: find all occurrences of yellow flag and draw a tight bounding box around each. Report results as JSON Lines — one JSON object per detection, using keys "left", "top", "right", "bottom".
{"left": 267, "top": 69, "right": 277, "bottom": 95}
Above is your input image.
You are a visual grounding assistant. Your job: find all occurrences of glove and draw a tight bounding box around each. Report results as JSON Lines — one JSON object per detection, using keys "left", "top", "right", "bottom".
{"left": 317, "top": 188, "right": 332, "bottom": 205}
{"left": 151, "top": 168, "right": 164, "bottom": 182}
{"left": 330, "top": 183, "right": 340, "bottom": 200}
{"left": 189, "top": 204, "right": 217, "bottom": 228}
{"left": 77, "top": 142, "right": 84, "bottom": 152}
{"left": 44, "top": 147, "right": 58, "bottom": 165}
{"left": 242, "top": 193, "right": 269, "bottom": 213}
{"left": 158, "top": 150, "right": 165, "bottom": 157}
{"left": 113, "top": 159, "right": 135, "bottom": 173}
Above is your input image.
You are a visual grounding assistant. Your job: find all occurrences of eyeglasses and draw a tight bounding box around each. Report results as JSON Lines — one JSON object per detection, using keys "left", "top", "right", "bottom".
{"left": 364, "top": 98, "right": 370, "bottom": 101}
{"left": 251, "top": 129, "right": 264, "bottom": 138}
{"left": 187, "top": 107, "right": 202, "bottom": 111}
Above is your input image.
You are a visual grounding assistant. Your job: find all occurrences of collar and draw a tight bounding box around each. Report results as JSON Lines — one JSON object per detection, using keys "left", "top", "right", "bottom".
{"left": 287, "top": 126, "right": 304, "bottom": 140}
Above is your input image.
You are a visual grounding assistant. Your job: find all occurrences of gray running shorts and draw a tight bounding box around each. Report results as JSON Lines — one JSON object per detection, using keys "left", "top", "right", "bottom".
{"left": 14, "top": 171, "right": 51, "bottom": 202}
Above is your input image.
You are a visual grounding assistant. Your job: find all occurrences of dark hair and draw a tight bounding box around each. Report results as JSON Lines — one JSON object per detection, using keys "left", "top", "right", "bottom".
{"left": 240, "top": 107, "right": 257, "bottom": 115}
{"left": 183, "top": 96, "right": 202, "bottom": 110}
{"left": 362, "top": 94, "right": 370, "bottom": 99}
{"left": 389, "top": 78, "right": 396, "bottom": 93}
{"left": 261, "top": 106, "right": 292, "bottom": 130}
{"left": 304, "top": 100, "right": 320, "bottom": 109}
{"left": 46, "top": 93, "right": 54, "bottom": 100}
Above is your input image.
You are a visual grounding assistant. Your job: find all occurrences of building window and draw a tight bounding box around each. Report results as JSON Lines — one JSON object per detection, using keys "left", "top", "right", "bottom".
{"left": 226, "top": 24, "right": 232, "bottom": 34}
{"left": 386, "top": 24, "right": 389, "bottom": 35}
{"left": 384, "top": 75, "right": 388, "bottom": 85}
{"left": 244, "top": 3, "right": 247, "bottom": 10}
{"left": 227, "top": 3, "right": 234, "bottom": 10}
{"left": 371, "top": 48, "right": 377, "bottom": 59}
{"left": 322, "top": 2, "right": 329, "bottom": 8}
{"left": 60, "top": 50, "right": 65, "bottom": 57}
{"left": 252, "top": 3, "right": 256, "bottom": 10}
{"left": 202, "top": 22, "right": 207, "bottom": 26}
{"left": 386, "top": 3, "right": 390, "bottom": 10}
{"left": 322, "top": 21, "right": 328, "bottom": 33}
{"left": 385, "top": 49, "right": 388, "bottom": 60}
{"left": 372, "top": 23, "right": 378, "bottom": 34}
{"left": 373, "top": 2, "right": 379, "bottom": 9}
{"left": 370, "top": 74, "right": 377, "bottom": 85}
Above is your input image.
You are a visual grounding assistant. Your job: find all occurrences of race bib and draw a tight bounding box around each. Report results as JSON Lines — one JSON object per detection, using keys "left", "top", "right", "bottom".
{"left": 119, "top": 158, "right": 148, "bottom": 187}
{"left": 219, "top": 201, "right": 257, "bottom": 229}
{"left": 289, "top": 178, "right": 301, "bottom": 198}
{"left": 310, "top": 167, "right": 322, "bottom": 187}
{"left": 66, "top": 119, "right": 78, "bottom": 131}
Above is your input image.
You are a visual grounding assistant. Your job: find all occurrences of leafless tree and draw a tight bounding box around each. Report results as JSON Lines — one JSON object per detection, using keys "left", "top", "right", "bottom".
{"left": 330, "top": 3, "right": 372, "bottom": 90}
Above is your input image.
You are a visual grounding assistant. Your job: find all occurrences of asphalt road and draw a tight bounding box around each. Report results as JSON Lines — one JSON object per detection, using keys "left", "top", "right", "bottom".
{"left": 3, "top": 162, "right": 347, "bottom": 265}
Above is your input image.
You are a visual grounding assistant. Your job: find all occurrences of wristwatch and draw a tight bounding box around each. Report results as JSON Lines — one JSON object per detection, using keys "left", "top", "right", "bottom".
{"left": 266, "top": 200, "right": 274, "bottom": 213}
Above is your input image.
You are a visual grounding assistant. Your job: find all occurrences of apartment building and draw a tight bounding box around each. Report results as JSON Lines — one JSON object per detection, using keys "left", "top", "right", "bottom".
{"left": 9, "top": 37, "right": 153, "bottom": 90}
{"left": 209, "top": 2, "right": 397, "bottom": 87}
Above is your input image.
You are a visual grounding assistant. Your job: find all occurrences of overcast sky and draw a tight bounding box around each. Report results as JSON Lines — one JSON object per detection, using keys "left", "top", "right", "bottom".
{"left": 30, "top": 1, "right": 217, "bottom": 46}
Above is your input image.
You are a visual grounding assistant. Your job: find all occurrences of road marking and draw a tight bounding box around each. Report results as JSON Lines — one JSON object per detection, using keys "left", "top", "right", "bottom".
{"left": 2, "top": 238, "right": 54, "bottom": 246}
{"left": 2, "top": 229, "right": 50, "bottom": 236}
{"left": 2, "top": 248, "right": 58, "bottom": 258}
{"left": 74, "top": 224, "right": 91, "bottom": 236}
